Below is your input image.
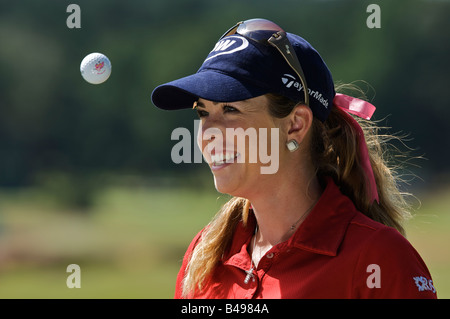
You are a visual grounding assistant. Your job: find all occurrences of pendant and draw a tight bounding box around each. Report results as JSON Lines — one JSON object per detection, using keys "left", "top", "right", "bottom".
{"left": 244, "top": 267, "right": 254, "bottom": 284}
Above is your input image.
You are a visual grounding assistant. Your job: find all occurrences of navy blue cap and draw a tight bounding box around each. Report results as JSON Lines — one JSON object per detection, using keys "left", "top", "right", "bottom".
{"left": 151, "top": 32, "right": 335, "bottom": 121}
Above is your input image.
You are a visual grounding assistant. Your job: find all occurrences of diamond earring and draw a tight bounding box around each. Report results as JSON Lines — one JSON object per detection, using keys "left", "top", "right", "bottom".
{"left": 286, "top": 140, "right": 299, "bottom": 152}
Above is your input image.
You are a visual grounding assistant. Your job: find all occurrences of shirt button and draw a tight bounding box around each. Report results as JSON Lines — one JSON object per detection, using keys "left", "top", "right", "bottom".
{"left": 266, "top": 253, "right": 274, "bottom": 259}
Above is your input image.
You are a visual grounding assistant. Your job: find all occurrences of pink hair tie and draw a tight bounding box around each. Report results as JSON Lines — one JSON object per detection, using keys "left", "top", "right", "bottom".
{"left": 333, "top": 93, "right": 379, "bottom": 204}
{"left": 333, "top": 93, "right": 376, "bottom": 120}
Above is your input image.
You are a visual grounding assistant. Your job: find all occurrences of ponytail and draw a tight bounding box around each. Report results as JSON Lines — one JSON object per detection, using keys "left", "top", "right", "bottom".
{"left": 311, "top": 106, "right": 411, "bottom": 235}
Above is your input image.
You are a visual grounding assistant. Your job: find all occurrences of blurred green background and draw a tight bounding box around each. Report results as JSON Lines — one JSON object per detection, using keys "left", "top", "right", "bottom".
{"left": 0, "top": 0, "right": 449, "bottom": 298}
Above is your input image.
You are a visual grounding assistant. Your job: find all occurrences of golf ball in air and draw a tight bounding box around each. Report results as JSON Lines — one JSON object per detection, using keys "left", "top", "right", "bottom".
{"left": 80, "top": 52, "right": 112, "bottom": 84}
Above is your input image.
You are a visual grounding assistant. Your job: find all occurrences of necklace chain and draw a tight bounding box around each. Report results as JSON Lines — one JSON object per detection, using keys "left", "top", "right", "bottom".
{"left": 288, "top": 200, "right": 316, "bottom": 231}
{"left": 250, "top": 200, "right": 317, "bottom": 268}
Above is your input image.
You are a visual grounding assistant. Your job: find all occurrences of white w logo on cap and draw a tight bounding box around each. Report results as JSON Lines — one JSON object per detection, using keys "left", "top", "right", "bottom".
{"left": 211, "top": 39, "right": 236, "bottom": 52}
{"left": 205, "top": 36, "right": 249, "bottom": 62}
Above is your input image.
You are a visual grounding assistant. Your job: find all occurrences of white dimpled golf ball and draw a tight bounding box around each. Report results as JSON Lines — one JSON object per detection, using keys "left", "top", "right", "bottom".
{"left": 80, "top": 52, "right": 112, "bottom": 84}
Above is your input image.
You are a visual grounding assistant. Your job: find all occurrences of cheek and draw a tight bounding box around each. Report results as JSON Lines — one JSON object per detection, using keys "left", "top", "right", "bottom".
{"left": 196, "top": 125, "right": 204, "bottom": 152}
{"left": 197, "top": 122, "right": 212, "bottom": 161}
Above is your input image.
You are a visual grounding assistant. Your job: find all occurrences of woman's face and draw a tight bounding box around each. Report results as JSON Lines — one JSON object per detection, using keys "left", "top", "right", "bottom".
{"left": 196, "top": 95, "right": 286, "bottom": 197}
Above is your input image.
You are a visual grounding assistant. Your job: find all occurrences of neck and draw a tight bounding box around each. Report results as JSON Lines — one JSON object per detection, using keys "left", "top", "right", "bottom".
{"left": 248, "top": 172, "right": 322, "bottom": 247}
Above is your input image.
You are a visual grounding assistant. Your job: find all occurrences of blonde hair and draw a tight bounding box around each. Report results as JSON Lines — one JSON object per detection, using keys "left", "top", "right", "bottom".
{"left": 181, "top": 86, "right": 413, "bottom": 296}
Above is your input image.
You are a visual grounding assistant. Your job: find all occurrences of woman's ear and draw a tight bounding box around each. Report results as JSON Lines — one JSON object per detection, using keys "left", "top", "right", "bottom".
{"left": 286, "top": 104, "right": 313, "bottom": 144}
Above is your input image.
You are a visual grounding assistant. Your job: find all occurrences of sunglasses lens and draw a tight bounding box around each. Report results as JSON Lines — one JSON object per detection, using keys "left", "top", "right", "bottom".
{"left": 236, "top": 18, "right": 283, "bottom": 42}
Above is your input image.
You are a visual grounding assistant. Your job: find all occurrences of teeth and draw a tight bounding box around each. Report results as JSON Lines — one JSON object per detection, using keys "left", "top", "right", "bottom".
{"left": 211, "top": 152, "right": 238, "bottom": 166}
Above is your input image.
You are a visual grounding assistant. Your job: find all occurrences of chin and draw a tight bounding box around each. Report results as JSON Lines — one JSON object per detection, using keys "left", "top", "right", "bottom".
{"left": 213, "top": 176, "right": 234, "bottom": 195}
{"left": 212, "top": 175, "right": 242, "bottom": 196}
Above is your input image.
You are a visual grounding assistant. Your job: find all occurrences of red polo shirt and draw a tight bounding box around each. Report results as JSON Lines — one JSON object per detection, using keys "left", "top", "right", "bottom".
{"left": 175, "top": 178, "right": 437, "bottom": 299}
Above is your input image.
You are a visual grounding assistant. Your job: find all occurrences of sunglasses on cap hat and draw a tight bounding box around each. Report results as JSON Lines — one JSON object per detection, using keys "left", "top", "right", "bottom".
{"left": 220, "top": 18, "right": 309, "bottom": 106}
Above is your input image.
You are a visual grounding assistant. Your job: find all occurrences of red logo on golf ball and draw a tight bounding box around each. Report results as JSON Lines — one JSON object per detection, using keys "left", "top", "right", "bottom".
{"left": 95, "top": 61, "right": 105, "bottom": 74}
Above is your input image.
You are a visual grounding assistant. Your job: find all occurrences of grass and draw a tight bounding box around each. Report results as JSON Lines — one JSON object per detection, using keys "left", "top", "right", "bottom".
{"left": 404, "top": 186, "right": 450, "bottom": 298}
{"left": 0, "top": 184, "right": 228, "bottom": 299}
{"left": 0, "top": 182, "right": 448, "bottom": 298}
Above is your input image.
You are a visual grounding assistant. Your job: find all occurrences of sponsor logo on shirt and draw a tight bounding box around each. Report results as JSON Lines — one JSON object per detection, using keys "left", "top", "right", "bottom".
{"left": 413, "top": 276, "right": 436, "bottom": 293}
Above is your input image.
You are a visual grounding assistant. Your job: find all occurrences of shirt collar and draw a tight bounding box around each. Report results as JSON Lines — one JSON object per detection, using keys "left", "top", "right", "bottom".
{"left": 287, "top": 177, "right": 357, "bottom": 256}
{"left": 223, "top": 177, "right": 358, "bottom": 264}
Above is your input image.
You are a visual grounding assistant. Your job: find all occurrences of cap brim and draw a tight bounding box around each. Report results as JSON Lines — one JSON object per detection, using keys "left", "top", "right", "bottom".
{"left": 151, "top": 70, "right": 268, "bottom": 110}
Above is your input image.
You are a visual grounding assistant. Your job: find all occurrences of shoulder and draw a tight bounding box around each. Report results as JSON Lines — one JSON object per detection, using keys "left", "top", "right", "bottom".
{"left": 348, "top": 212, "right": 420, "bottom": 261}
{"left": 346, "top": 212, "right": 437, "bottom": 298}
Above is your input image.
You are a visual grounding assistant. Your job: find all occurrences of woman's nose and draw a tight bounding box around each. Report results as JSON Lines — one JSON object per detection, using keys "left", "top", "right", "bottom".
{"left": 201, "top": 117, "right": 223, "bottom": 142}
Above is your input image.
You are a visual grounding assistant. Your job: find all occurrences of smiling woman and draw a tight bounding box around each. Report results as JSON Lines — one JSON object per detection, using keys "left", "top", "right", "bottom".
{"left": 195, "top": 96, "right": 281, "bottom": 180}
{"left": 151, "top": 18, "right": 437, "bottom": 299}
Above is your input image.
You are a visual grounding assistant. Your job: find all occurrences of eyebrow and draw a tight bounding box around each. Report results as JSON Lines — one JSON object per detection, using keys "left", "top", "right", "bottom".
{"left": 193, "top": 101, "right": 208, "bottom": 109}
{"left": 193, "top": 100, "right": 248, "bottom": 109}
